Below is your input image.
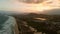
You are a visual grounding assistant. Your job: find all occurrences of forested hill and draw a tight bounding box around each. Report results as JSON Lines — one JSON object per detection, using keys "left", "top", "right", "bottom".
{"left": 13, "top": 13, "right": 60, "bottom": 34}
{"left": 13, "top": 13, "right": 60, "bottom": 22}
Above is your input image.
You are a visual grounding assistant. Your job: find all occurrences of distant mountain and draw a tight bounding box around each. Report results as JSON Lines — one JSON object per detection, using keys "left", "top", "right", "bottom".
{"left": 0, "top": 9, "right": 60, "bottom": 15}
{"left": 0, "top": 10, "right": 22, "bottom": 15}
{"left": 44, "top": 9, "right": 60, "bottom": 15}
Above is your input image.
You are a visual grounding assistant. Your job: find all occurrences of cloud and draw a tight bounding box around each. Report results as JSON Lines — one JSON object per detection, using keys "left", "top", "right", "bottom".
{"left": 0, "top": 0, "right": 60, "bottom": 15}
{"left": 18, "top": 0, "right": 44, "bottom": 3}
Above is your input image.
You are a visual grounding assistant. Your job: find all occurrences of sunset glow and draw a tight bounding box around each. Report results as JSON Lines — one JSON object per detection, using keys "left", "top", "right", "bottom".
{"left": 0, "top": 0, "right": 60, "bottom": 13}
{"left": 15, "top": 0, "right": 60, "bottom": 13}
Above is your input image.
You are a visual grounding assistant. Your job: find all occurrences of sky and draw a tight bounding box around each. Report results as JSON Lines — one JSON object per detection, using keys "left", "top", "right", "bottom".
{"left": 0, "top": 0, "right": 60, "bottom": 14}
{"left": 0, "top": 0, "right": 21, "bottom": 11}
